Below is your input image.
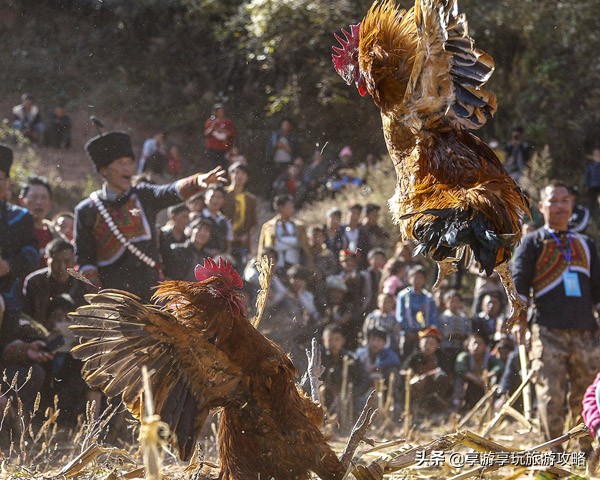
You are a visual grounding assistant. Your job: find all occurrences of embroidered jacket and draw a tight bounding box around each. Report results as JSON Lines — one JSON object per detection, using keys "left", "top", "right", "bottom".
{"left": 74, "top": 177, "right": 202, "bottom": 299}
{"left": 0, "top": 201, "right": 39, "bottom": 351}
{"left": 512, "top": 227, "right": 600, "bottom": 330}
{"left": 0, "top": 202, "right": 39, "bottom": 312}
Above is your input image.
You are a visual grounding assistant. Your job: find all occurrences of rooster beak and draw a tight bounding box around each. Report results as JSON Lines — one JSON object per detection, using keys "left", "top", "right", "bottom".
{"left": 357, "top": 74, "right": 368, "bottom": 97}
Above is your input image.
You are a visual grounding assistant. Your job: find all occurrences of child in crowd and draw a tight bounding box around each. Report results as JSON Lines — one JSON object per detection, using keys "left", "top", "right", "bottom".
{"left": 438, "top": 290, "right": 472, "bottom": 377}
{"left": 362, "top": 293, "right": 399, "bottom": 353}
{"left": 356, "top": 328, "right": 401, "bottom": 387}
{"left": 45, "top": 294, "right": 99, "bottom": 425}
{"left": 306, "top": 224, "right": 339, "bottom": 311}
{"left": 164, "top": 218, "right": 212, "bottom": 281}
{"left": 402, "top": 326, "right": 451, "bottom": 414}
{"left": 381, "top": 260, "right": 407, "bottom": 297}
{"left": 321, "top": 275, "right": 354, "bottom": 342}
{"left": 452, "top": 332, "right": 503, "bottom": 411}
{"left": 472, "top": 292, "right": 507, "bottom": 345}
{"left": 396, "top": 266, "right": 439, "bottom": 357}
{"left": 320, "top": 324, "right": 367, "bottom": 426}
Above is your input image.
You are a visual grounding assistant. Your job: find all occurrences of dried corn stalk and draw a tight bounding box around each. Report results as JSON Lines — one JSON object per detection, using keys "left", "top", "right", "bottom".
{"left": 139, "top": 365, "right": 171, "bottom": 480}
{"left": 353, "top": 424, "right": 589, "bottom": 480}
{"left": 251, "top": 255, "right": 273, "bottom": 328}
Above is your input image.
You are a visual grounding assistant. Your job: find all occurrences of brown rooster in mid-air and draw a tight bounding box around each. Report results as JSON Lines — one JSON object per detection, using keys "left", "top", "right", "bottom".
{"left": 333, "top": 0, "right": 530, "bottom": 320}
{"left": 69, "top": 258, "right": 345, "bottom": 480}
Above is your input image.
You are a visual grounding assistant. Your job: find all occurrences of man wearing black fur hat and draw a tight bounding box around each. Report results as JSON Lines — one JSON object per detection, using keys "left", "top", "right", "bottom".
{"left": 74, "top": 131, "right": 226, "bottom": 300}
{"left": 0, "top": 144, "right": 40, "bottom": 347}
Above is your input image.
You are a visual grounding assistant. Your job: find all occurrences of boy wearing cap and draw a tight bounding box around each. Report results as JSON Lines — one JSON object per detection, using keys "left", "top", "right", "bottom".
{"left": 401, "top": 326, "right": 451, "bottom": 414}
{"left": 74, "top": 131, "right": 226, "bottom": 300}
{"left": 0, "top": 144, "right": 40, "bottom": 342}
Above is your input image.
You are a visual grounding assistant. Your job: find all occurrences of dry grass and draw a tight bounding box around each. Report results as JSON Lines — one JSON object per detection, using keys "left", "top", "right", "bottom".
{"left": 0, "top": 366, "right": 593, "bottom": 480}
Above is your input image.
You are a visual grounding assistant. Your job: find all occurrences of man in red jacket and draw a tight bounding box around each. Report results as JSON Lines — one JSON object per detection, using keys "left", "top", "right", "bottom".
{"left": 203, "top": 103, "right": 236, "bottom": 170}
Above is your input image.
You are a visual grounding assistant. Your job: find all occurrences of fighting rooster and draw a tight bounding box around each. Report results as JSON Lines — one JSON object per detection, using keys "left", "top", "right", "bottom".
{"left": 332, "top": 0, "right": 529, "bottom": 319}
{"left": 69, "top": 258, "right": 345, "bottom": 480}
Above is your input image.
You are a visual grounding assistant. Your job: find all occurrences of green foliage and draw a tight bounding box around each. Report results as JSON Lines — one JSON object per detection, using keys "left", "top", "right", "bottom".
{"left": 0, "top": 0, "right": 598, "bottom": 183}
{"left": 521, "top": 145, "right": 555, "bottom": 199}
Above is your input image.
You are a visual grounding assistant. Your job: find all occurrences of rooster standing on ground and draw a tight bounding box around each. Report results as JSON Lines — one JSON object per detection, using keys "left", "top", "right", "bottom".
{"left": 333, "top": 0, "right": 530, "bottom": 320}
{"left": 69, "top": 258, "right": 345, "bottom": 480}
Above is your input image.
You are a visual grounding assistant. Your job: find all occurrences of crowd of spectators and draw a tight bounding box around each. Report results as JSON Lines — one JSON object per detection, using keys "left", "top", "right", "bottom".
{"left": 0, "top": 99, "right": 599, "bottom": 456}
{"left": 10, "top": 93, "right": 72, "bottom": 148}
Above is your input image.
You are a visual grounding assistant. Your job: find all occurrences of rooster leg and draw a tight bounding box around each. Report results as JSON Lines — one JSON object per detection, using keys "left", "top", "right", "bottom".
{"left": 432, "top": 258, "right": 458, "bottom": 291}
{"left": 494, "top": 262, "right": 527, "bottom": 328}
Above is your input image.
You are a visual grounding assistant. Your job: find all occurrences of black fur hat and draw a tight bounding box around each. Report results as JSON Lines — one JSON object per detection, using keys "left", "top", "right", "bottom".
{"left": 85, "top": 131, "right": 134, "bottom": 172}
{"left": 0, "top": 144, "right": 13, "bottom": 177}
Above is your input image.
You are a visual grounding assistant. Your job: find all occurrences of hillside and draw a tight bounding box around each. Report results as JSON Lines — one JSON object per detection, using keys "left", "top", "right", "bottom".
{"left": 1, "top": 0, "right": 599, "bottom": 205}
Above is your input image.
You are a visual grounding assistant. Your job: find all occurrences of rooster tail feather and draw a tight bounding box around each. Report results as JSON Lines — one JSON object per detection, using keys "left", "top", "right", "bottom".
{"left": 412, "top": 209, "right": 510, "bottom": 275}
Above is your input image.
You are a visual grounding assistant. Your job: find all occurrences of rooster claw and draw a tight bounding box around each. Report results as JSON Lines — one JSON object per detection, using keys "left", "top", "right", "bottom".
{"left": 432, "top": 259, "right": 458, "bottom": 291}
{"left": 494, "top": 262, "right": 527, "bottom": 329}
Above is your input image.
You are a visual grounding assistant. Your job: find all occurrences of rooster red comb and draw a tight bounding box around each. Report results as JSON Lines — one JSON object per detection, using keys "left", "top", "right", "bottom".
{"left": 194, "top": 257, "right": 243, "bottom": 289}
{"left": 332, "top": 23, "right": 361, "bottom": 85}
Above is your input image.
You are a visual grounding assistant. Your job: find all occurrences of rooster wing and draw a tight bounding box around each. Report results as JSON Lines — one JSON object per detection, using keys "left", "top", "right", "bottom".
{"left": 70, "top": 289, "right": 243, "bottom": 460}
{"left": 359, "top": 0, "right": 496, "bottom": 131}
{"left": 408, "top": 0, "right": 497, "bottom": 130}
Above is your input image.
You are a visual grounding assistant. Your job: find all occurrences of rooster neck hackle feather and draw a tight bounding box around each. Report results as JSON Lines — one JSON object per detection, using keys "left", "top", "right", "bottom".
{"left": 359, "top": 0, "right": 416, "bottom": 110}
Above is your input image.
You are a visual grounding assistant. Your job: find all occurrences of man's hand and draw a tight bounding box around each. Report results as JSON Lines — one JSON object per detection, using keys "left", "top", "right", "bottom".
{"left": 0, "top": 258, "right": 10, "bottom": 277}
{"left": 466, "top": 372, "right": 485, "bottom": 387}
{"left": 27, "top": 340, "right": 54, "bottom": 363}
{"left": 197, "top": 167, "right": 228, "bottom": 188}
